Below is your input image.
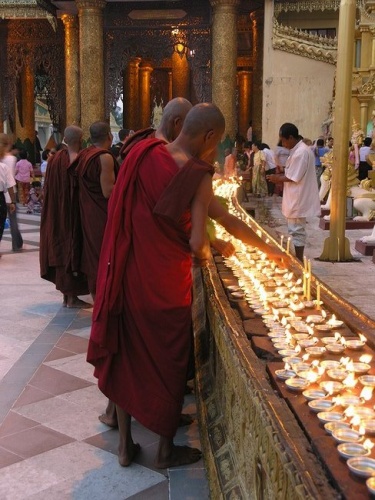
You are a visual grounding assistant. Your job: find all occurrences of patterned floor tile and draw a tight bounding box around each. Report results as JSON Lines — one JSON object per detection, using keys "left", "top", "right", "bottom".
{"left": 28, "top": 364, "right": 93, "bottom": 395}
{"left": 0, "top": 412, "right": 39, "bottom": 438}
{"left": 44, "top": 353, "right": 97, "bottom": 383}
{"left": 12, "top": 385, "right": 55, "bottom": 409}
{"left": 56, "top": 333, "right": 89, "bottom": 354}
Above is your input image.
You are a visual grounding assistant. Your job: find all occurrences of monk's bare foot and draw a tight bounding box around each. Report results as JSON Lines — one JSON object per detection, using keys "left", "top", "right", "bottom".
{"left": 154, "top": 445, "right": 202, "bottom": 469}
{"left": 118, "top": 442, "right": 141, "bottom": 467}
{"left": 98, "top": 413, "right": 118, "bottom": 428}
{"left": 66, "top": 296, "right": 91, "bottom": 308}
{"left": 178, "top": 413, "right": 194, "bottom": 427}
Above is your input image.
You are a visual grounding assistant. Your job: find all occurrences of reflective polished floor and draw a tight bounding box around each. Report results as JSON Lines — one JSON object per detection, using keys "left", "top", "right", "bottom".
{"left": 0, "top": 195, "right": 374, "bottom": 499}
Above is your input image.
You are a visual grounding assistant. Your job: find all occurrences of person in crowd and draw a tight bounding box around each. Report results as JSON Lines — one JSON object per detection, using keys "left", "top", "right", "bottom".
{"left": 266, "top": 123, "right": 321, "bottom": 262}
{"left": 274, "top": 140, "right": 289, "bottom": 197}
{"left": 34, "top": 131, "right": 43, "bottom": 164}
{"left": 40, "top": 125, "right": 90, "bottom": 308}
{"left": 359, "top": 137, "right": 373, "bottom": 180}
{"left": 0, "top": 134, "right": 23, "bottom": 251}
{"left": 246, "top": 120, "right": 253, "bottom": 142}
{"left": 261, "top": 143, "right": 276, "bottom": 196}
{"left": 15, "top": 149, "right": 34, "bottom": 205}
{"left": 69, "top": 121, "right": 119, "bottom": 299}
{"left": 110, "top": 129, "right": 130, "bottom": 161}
{"left": 40, "top": 149, "right": 55, "bottom": 187}
{"left": 327, "top": 136, "right": 334, "bottom": 150}
{"left": 223, "top": 147, "right": 237, "bottom": 178}
{"left": 251, "top": 141, "right": 267, "bottom": 197}
{"left": 365, "top": 139, "right": 375, "bottom": 169}
{"left": 88, "top": 103, "right": 226, "bottom": 469}
{"left": 26, "top": 181, "right": 43, "bottom": 214}
{"left": 0, "top": 159, "right": 16, "bottom": 253}
{"left": 312, "top": 138, "right": 329, "bottom": 188}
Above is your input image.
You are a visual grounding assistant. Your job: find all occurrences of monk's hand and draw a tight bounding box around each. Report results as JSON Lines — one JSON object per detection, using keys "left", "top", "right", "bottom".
{"left": 7, "top": 203, "right": 16, "bottom": 214}
{"left": 266, "top": 247, "right": 292, "bottom": 269}
{"left": 210, "top": 238, "right": 235, "bottom": 258}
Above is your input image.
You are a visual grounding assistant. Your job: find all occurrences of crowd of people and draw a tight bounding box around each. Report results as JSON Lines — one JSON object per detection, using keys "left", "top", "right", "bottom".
{"left": 3, "top": 97, "right": 375, "bottom": 474}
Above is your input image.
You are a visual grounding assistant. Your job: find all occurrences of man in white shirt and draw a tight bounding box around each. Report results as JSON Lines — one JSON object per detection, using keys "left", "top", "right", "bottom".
{"left": 266, "top": 123, "right": 321, "bottom": 261}
{"left": 261, "top": 143, "right": 277, "bottom": 195}
{"left": 0, "top": 161, "right": 16, "bottom": 249}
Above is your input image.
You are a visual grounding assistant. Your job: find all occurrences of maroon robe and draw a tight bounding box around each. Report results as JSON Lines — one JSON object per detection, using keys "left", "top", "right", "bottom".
{"left": 119, "top": 127, "right": 155, "bottom": 161}
{"left": 39, "top": 148, "right": 88, "bottom": 296}
{"left": 69, "top": 146, "right": 118, "bottom": 295}
{"left": 87, "top": 139, "right": 214, "bottom": 438}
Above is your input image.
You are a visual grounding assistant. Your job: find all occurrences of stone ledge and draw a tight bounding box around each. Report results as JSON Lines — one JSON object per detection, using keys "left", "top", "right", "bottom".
{"left": 355, "top": 239, "right": 375, "bottom": 255}
{"left": 319, "top": 217, "right": 375, "bottom": 230}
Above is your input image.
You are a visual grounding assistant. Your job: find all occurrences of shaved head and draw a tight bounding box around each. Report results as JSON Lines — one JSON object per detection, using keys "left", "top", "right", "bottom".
{"left": 90, "top": 121, "right": 111, "bottom": 143}
{"left": 181, "top": 103, "right": 225, "bottom": 138}
{"left": 160, "top": 97, "right": 192, "bottom": 125}
{"left": 63, "top": 125, "right": 83, "bottom": 145}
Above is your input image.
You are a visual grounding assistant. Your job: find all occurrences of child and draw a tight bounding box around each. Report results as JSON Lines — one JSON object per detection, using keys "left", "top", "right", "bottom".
{"left": 15, "top": 149, "right": 34, "bottom": 205}
{"left": 27, "top": 181, "right": 43, "bottom": 214}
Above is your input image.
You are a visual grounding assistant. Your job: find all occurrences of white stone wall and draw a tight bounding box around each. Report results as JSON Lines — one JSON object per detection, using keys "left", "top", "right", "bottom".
{"left": 262, "top": 0, "right": 336, "bottom": 146}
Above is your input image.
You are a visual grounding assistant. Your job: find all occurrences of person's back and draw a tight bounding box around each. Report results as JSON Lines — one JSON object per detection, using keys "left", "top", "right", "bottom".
{"left": 71, "top": 121, "right": 118, "bottom": 296}
{"left": 89, "top": 103, "right": 225, "bottom": 469}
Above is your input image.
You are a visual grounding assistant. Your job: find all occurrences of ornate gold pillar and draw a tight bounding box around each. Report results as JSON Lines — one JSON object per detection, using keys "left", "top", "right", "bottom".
{"left": 171, "top": 52, "right": 190, "bottom": 99}
{"left": 251, "top": 10, "right": 264, "bottom": 142}
{"left": 360, "top": 26, "right": 372, "bottom": 69}
{"left": 76, "top": 0, "right": 106, "bottom": 138}
{"left": 139, "top": 61, "right": 153, "bottom": 129}
{"left": 15, "top": 52, "right": 36, "bottom": 162}
{"left": 359, "top": 95, "right": 373, "bottom": 132}
{"left": 210, "top": 0, "right": 240, "bottom": 140}
{"left": 237, "top": 69, "right": 252, "bottom": 140}
{"left": 371, "top": 26, "right": 375, "bottom": 69}
{"left": 124, "top": 57, "right": 141, "bottom": 131}
{"left": 168, "top": 71, "right": 173, "bottom": 101}
{"left": 62, "top": 14, "right": 80, "bottom": 126}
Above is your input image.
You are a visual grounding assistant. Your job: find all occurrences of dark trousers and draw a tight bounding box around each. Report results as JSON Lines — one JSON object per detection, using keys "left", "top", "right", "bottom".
{"left": 7, "top": 207, "right": 23, "bottom": 250}
{"left": 358, "top": 161, "right": 371, "bottom": 181}
{"left": 266, "top": 168, "right": 276, "bottom": 195}
{"left": 0, "top": 192, "right": 6, "bottom": 242}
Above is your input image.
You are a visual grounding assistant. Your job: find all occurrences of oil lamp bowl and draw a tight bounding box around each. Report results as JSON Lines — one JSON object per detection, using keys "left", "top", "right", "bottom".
{"left": 351, "top": 362, "right": 371, "bottom": 374}
{"left": 332, "top": 428, "right": 363, "bottom": 444}
{"left": 303, "top": 389, "right": 327, "bottom": 401}
{"left": 345, "top": 340, "right": 365, "bottom": 351}
{"left": 320, "top": 360, "right": 341, "bottom": 370}
{"left": 321, "top": 337, "right": 338, "bottom": 345}
{"left": 305, "top": 346, "right": 326, "bottom": 358}
{"left": 359, "top": 375, "right": 375, "bottom": 387}
{"left": 285, "top": 377, "right": 310, "bottom": 392}
{"left": 361, "top": 419, "right": 375, "bottom": 435}
{"left": 282, "top": 356, "right": 302, "bottom": 366}
{"left": 327, "top": 369, "right": 349, "bottom": 381}
{"left": 336, "top": 395, "right": 362, "bottom": 408}
{"left": 279, "top": 349, "right": 300, "bottom": 357}
{"left": 367, "top": 477, "right": 375, "bottom": 495}
{"left": 308, "top": 399, "right": 336, "bottom": 413}
{"left": 320, "top": 381, "right": 344, "bottom": 394}
{"left": 306, "top": 315, "right": 325, "bottom": 324}
{"left": 298, "top": 339, "right": 318, "bottom": 349}
{"left": 347, "top": 457, "right": 375, "bottom": 478}
{"left": 315, "top": 324, "right": 332, "bottom": 332}
{"left": 324, "top": 421, "right": 351, "bottom": 435}
{"left": 317, "top": 411, "right": 345, "bottom": 424}
{"left": 275, "top": 369, "right": 296, "bottom": 380}
{"left": 337, "top": 443, "right": 370, "bottom": 460}
{"left": 325, "top": 343, "right": 346, "bottom": 354}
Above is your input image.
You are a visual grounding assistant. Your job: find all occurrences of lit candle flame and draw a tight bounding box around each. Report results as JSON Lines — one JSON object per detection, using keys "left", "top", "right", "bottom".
{"left": 360, "top": 354, "right": 372, "bottom": 363}
{"left": 364, "top": 439, "right": 374, "bottom": 451}
{"left": 360, "top": 386, "right": 373, "bottom": 401}
{"left": 359, "top": 333, "right": 367, "bottom": 343}
{"left": 343, "top": 372, "right": 357, "bottom": 388}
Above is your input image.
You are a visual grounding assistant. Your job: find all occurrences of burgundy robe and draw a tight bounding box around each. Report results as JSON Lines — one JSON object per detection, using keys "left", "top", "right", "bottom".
{"left": 87, "top": 139, "right": 214, "bottom": 438}
{"left": 69, "top": 146, "right": 118, "bottom": 295}
{"left": 39, "top": 148, "right": 88, "bottom": 296}
{"left": 119, "top": 127, "right": 155, "bottom": 161}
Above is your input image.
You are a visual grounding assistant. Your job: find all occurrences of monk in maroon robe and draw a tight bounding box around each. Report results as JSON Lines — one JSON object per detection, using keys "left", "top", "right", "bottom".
{"left": 69, "top": 122, "right": 118, "bottom": 297}
{"left": 40, "top": 126, "right": 89, "bottom": 307}
{"left": 88, "top": 103, "right": 225, "bottom": 468}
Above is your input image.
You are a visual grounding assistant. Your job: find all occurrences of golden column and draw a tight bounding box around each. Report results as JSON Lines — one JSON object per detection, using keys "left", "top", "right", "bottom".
{"left": 359, "top": 96, "right": 373, "bottom": 132}
{"left": 171, "top": 51, "right": 190, "bottom": 99}
{"left": 124, "top": 57, "right": 141, "bottom": 131}
{"left": 360, "top": 26, "right": 372, "bottom": 69}
{"left": 210, "top": 0, "right": 240, "bottom": 140}
{"left": 139, "top": 62, "right": 153, "bottom": 129}
{"left": 237, "top": 69, "right": 252, "bottom": 140}
{"left": 61, "top": 14, "right": 80, "bottom": 126}
{"left": 15, "top": 52, "right": 36, "bottom": 162}
{"left": 320, "top": 0, "right": 356, "bottom": 262}
{"left": 251, "top": 9, "right": 264, "bottom": 142}
{"left": 76, "top": 0, "right": 106, "bottom": 138}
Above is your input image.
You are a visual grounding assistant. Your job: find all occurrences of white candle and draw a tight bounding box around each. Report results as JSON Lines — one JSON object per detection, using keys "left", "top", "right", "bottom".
{"left": 303, "top": 256, "right": 308, "bottom": 272}
{"left": 280, "top": 235, "right": 284, "bottom": 248}
{"left": 286, "top": 237, "right": 291, "bottom": 255}
{"left": 316, "top": 284, "right": 321, "bottom": 309}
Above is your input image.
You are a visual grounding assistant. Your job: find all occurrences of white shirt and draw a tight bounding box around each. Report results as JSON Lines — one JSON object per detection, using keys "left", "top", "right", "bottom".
{"left": 263, "top": 148, "right": 276, "bottom": 171}
{"left": 1, "top": 155, "right": 17, "bottom": 202}
{"left": 360, "top": 146, "right": 371, "bottom": 162}
{"left": 0, "top": 160, "right": 16, "bottom": 208}
{"left": 282, "top": 140, "right": 321, "bottom": 218}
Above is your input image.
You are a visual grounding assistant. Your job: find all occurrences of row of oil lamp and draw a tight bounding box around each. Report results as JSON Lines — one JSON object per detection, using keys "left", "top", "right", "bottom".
{"left": 212, "top": 179, "right": 375, "bottom": 491}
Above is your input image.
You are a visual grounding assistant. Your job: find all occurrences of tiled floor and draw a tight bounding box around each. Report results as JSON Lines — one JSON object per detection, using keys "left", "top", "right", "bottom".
{"left": 1, "top": 197, "right": 375, "bottom": 499}
{"left": 0, "top": 207, "right": 209, "bottom": 500}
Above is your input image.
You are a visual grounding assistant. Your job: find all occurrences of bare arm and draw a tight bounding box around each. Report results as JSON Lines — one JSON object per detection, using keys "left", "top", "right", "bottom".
{"left": 208, "top": 196, "right": 288, "bottom": 265}
{"left": 190, "top": 173, "right": 213, "bottom": 264}
{"left": 99, "top": 153, "right": 116, "bottom": 199}
{"left": 266, "top": 173, "right": 294, "bottom": 184}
